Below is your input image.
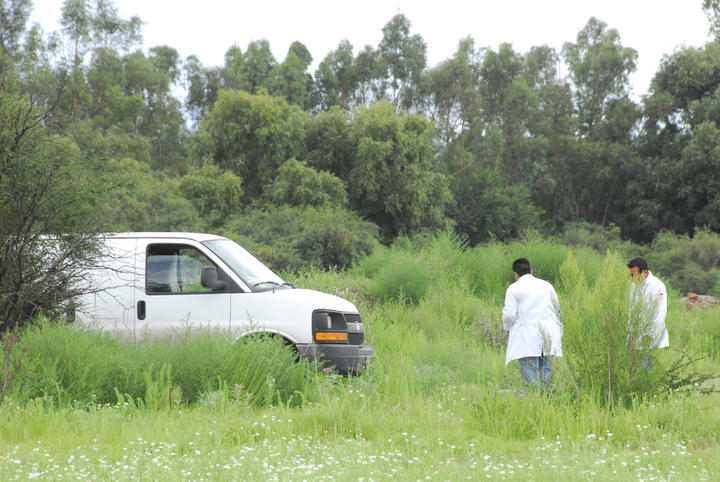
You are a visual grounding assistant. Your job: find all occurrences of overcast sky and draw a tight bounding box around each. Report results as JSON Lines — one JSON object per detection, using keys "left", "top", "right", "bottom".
{"left": 30, "top": 0, "right": 713, "bottom": 100}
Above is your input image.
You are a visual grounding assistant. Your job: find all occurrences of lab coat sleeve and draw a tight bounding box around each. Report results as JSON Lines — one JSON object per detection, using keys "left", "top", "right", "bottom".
{"left": 551, "top": 287, "right": 563, "bottom": 336}
{"left": 502, "top": 287, "right": 517, "bottom": 331}
{"left": 654, "top": 282, "right": 667, "bottom": 337}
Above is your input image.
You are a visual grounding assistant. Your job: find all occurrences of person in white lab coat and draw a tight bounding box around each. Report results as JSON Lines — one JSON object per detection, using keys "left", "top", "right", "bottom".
{"left": 502, "top": 258, "right": 563, "bottom": 388}
{"left": 627, "top": 257, "right": 668, "bottom": 369}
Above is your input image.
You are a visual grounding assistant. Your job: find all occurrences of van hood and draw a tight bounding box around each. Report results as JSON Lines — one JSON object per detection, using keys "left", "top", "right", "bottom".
{"left": 265, "top": 288, "right": 358, "bottom": 313}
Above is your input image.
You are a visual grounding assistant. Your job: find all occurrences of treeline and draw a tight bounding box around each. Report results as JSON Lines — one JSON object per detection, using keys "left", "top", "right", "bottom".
{"left": 4, "top": 0, "right": 720, "bottom": 272}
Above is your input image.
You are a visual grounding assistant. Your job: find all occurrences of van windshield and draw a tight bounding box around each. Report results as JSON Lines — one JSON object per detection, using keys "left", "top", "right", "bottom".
{"left": 204, "top": 239, "right": 285, "bottom": 288}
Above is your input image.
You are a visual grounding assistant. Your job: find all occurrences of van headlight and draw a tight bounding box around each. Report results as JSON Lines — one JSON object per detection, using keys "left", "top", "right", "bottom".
{"left": 312, "top": 310, "right": 364, "bottom": 345}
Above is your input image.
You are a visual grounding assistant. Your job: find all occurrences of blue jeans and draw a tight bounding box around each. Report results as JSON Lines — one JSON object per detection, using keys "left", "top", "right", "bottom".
{"left": 519, "top": 356, "right": 552, "bottom": 388}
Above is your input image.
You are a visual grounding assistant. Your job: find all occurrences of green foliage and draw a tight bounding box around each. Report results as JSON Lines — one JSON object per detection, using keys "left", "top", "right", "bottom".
{"left": 369, "top": 250, "right": 432, "bottom": 304}
{"left": 101, "top": 157, "right": 202, "bottom": 231}
{"left": 303, "top": 106, "right": 355, "bottom": 180}
{"left": 349, "top": 102, "right": 452, "bottom": 241}
{"left": 178, "top": 160, "right": 243, "bottom": 229}
{"left": 449, "top": 167, "right": 543, "bottom": 244}
{"left": 559, "top": 221, "right": 637, "bottom": 257}
{"left": 0, "top": 73, "right": 106, "bottom": 329}
{"left": 264, "top": 158, "right": 347, "bottom": 207}
{"left": 223, "top": 205, "right": 378, "bottom": 271}
{"left": 9, "top": 320, "right": 313, "bottom": 407}
{"left": 557, "top": 252, "right": 704, "bottom": 406}
{"left": 189, "top": 89, "right": 307, "bottom": 199}
{"left": 648, "top": 229, "right": 720, "bottom": 295}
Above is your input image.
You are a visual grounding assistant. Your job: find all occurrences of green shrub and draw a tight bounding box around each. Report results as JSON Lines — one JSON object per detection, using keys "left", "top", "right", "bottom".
{"left": 370, "top": 250, "right": 432, "bottom": 304}
{"left": 461, "top": 243, "right": 512, "bottom": 302}
{"left": 557, "top": 252, "right": 665, "bottom": 405}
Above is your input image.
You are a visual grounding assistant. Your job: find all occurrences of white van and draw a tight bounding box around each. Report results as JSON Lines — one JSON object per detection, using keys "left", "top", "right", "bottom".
{"left": 76, "top": 232, "right": 373, "bottom": 374}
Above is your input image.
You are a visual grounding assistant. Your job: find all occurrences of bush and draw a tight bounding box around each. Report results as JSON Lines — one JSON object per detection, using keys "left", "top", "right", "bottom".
{"left": 370, "top": 249, "right": 432, "bottom": 304}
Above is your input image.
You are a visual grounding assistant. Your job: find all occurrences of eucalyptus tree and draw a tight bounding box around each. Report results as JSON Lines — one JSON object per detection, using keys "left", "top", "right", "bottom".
{"left": 58, "top": 0, "right": 143, "bottom": 123}
{"left": 561, "top": 16, "right": 638, "bottom": 140}
{"left": 704, "top": 0, "right": 720, "bottom": 39}
{"left": 314, "top": 39, "right": 358, "bottom": 110}
{"left": 265, "top": 41, "right": 314, "bottom": 108}
{"left": 353, "top": 45, "right": 380, "bottom": 107}
{"left": 239, "top": 39, "right": 276, "bottom": 93}
{"left": 184, "top": 54, "right": 222, "bottom": 124}
{"left": 60, "top": 0, "right": 92, "bottom": 120}
{"left": 376, "top": 13, "right": 427, "bottom": 111}
{"left": 0, "top": 0, "right": 32, "bottom": 61}
{"left": 423, "top": 37, "right": 482, "bottom": 145}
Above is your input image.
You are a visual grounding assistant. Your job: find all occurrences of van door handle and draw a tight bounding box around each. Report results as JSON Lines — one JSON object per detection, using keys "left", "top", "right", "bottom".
{"left": 137, "top": 300, "right": 146, "bottom": 320}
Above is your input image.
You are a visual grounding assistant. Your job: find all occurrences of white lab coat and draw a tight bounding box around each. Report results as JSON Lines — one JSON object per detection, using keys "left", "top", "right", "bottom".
{"left": 502, "top": 274, "right": 563, "bottom": 366}
{"left": 629, "top": 271, "right": 669, "bottom": 348}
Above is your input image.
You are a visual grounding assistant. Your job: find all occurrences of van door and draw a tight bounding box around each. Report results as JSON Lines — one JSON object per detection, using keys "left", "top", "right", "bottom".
{"left": 134, "top": 239, "right": 233, "bottom": 339}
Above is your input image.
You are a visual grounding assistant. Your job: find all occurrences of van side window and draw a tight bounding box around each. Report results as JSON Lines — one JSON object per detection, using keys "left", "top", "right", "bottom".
{"left": 146, "top": 244, "right": 218, "bottom": 294}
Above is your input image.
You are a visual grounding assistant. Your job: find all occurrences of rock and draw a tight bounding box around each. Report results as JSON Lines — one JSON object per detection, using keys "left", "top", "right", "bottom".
{"left": 680, "top": 293, "right": 720, "bottom": 308}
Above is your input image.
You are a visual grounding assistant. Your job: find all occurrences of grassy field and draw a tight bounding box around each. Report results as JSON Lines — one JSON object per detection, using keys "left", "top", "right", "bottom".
{"left": 1, "top": 234, "right": 718, "bottom": 481}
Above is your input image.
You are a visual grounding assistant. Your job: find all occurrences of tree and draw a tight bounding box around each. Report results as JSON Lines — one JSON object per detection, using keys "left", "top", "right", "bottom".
{"left": 265, "top": 158, "right": 347, "bottom": 207}
{"left": 376, "top": 14, "right": 427, "bottom": 110}
{"left": 100, "top": 157, "right": 201, "bottom": 232}
{"left": 353, "top": 45, "right": 380, "bottom": 107}
{"left": 178, "top": 160, "right": 244, "bottom": 229}
{"left": 0, "top": 0, "right": 32, "bottom": 61}
{"left": 562, "top": 17, "right": 638, "bottom": 139}
{"left": 314, "top": 39, "right": 358, "bottom": 110}
{"left": 303, "top": 106, "right": 355, "bottom": 180}
{"left": 239, "top": 39, "right": 276, "bottom": 93}
{"left": 633, "top": 42, "right": 720, "bottom": 240}
{"left": 265, "top": 42, "right": 313, "bottom": 108}
{"left": 448, "top": 167, "right": 542, "bottom": 244}
{"left": 704, "top": 0, "right": 720, "bottom": 39}
{"left": 183, "top": 54, "right": 219, "bottom": 124}
{"left": 90, "top": 0, "right": 142, "bottom": 51}
{"left": 60, "top": 0, "right": 92, "bottom": 121}
{"left": 0, "top": 55, "right": 105, "bottom": 330}
{"left": 349, "top": 102, "right": 451, "bottom": 241}
{"left": 223, "top": 205, "right": 378, "bottom": 271}
{"left": 423, "top": 37, "right": 481, "bottom": 144}
{"left": 189, "top": 89, "right": 307, "bottom": 199}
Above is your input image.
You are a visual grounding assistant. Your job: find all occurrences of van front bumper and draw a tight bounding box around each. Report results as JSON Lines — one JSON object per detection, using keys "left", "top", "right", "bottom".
{"left": 296, "top": 343, "right": 373, "bottom": 375}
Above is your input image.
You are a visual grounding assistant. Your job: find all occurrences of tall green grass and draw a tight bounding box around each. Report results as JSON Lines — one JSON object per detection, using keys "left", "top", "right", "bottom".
{"left": 4, "top": 320, "right": 313, "bottom": 407}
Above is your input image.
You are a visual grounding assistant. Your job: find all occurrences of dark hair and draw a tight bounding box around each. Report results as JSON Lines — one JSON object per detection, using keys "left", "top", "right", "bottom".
{"left": 512, "top": 257, "right": 531, "bottom": 276}
{"left": 627, "top": 257, "right": 649, "bottom": 272}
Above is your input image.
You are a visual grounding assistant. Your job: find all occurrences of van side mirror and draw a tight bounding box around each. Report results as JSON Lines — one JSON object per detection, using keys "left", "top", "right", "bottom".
{"left": 201, "top": 266, "right": 226, "bottom": 291}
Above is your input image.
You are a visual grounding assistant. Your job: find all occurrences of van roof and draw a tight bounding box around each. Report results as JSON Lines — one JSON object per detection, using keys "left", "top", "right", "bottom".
{"left": 102, "top": 232, "right": 228, "bottom": 243}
